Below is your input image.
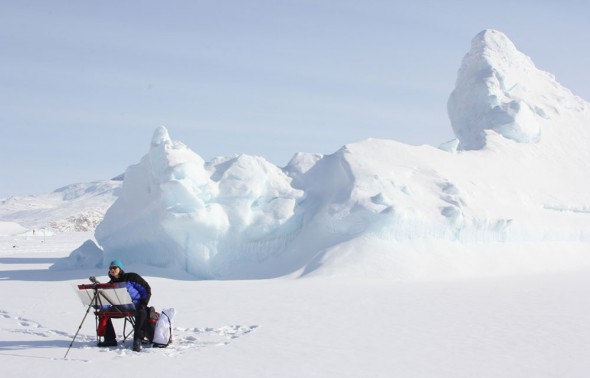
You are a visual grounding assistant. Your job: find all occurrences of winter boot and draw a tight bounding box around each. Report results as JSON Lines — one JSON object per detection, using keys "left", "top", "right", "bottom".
{"left": 133, "top": 338, "right": 142, "bottom": 352}
{"left": 97, "top": 338, "right": 117, "bottom": 347}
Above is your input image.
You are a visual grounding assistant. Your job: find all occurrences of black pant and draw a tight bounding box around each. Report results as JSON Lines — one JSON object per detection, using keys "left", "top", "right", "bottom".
{"left": 133, "top": 303, "right": 148, "bottom": 340}
{"left": 104, "top": 303, "right": 149, "bottom": 341}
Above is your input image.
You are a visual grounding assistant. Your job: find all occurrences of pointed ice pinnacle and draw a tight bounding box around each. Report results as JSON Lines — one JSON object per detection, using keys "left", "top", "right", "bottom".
{"left": 447, "top": 29, "right": 543, "bottom": 150}
{"left": 151, "top": 126, "right": 172, "bottom": 147}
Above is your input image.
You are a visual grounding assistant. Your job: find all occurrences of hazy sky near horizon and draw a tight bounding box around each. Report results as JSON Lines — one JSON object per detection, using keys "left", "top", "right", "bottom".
{"left": 1, "top": 0, "right": 589, "bottom": 198}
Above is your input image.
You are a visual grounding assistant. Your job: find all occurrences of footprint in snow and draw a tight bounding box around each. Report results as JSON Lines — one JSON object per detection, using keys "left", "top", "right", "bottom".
{"left": 136, "top": 324, "right": 260, "bottom": 357}
{"left": 1, "top": 308, "right": 259, "bottom": 358}
{"left": 0, "top": 309, "right": 81, "bottom": 340}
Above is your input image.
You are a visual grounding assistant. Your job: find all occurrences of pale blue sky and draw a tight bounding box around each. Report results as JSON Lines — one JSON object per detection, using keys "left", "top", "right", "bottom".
{"left": 1, "top": 0, "right": 588, "bottom": 198}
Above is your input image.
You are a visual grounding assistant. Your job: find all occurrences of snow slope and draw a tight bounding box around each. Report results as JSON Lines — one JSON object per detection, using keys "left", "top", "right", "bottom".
{"left": 0, "top": 180, "right": 121, "bottom": 233}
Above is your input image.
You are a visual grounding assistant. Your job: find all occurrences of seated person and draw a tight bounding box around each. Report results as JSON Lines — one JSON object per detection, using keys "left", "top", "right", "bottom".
{"left": 97, "top": 260, "right": 151, "bottom": 352}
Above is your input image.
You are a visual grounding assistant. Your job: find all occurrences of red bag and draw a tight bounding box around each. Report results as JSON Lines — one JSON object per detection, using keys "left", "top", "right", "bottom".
{"left": 97, "top": 315, "right": 109, "bottom": 336}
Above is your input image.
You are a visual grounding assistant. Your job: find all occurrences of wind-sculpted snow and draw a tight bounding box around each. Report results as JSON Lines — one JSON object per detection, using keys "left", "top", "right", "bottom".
{"left": 60, "top": 29, "right": 590, "bottom": 279}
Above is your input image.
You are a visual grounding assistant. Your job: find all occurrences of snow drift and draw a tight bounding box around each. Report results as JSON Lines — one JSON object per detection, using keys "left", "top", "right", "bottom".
{"left": 68, "top": 30, "right": 590, "bottom": 279}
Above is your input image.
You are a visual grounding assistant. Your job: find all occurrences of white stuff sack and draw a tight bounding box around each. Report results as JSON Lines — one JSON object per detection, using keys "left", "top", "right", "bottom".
{"left": 152, "top": 308, "right": 175, "bottom": 347}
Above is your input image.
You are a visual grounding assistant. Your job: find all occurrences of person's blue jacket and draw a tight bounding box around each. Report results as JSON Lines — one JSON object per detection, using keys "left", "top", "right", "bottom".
{"left": 109, "top": 270, "right": 151, "bottom": 307}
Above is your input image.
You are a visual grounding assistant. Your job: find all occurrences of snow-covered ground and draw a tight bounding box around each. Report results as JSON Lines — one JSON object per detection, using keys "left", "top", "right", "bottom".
{"left": 2, "top": 230, "right": 590, "bottom": 377}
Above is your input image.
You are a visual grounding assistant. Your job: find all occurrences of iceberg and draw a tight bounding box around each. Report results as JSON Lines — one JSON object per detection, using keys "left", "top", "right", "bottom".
{"left": 89, "top": 30, "right": 590, "bottom": 279}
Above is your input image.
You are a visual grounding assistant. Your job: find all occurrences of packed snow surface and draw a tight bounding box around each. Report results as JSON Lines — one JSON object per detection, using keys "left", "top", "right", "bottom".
{"left": 1, "top": 230, "right": 590, "bottom": 377}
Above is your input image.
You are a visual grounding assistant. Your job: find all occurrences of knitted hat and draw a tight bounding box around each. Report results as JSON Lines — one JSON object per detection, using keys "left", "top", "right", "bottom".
{"left": 110, "top": 260, "right": 123, "bottom": 270}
